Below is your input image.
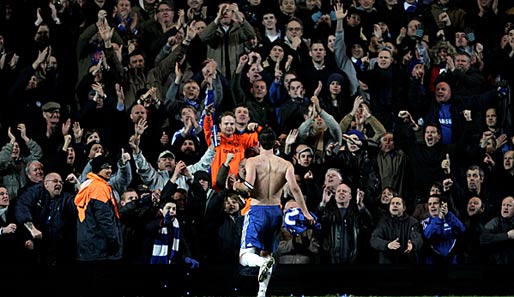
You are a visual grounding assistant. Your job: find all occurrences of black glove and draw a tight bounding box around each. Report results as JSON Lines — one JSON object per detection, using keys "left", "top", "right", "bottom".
{"left": 106, "top": 240, "right": 119, "bottom": 256}
{"left": 136, "top": 193, "right": 152, "bottom": 207}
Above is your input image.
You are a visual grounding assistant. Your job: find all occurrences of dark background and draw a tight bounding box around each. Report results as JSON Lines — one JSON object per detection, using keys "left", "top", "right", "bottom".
{"left": 4, "top": 264, "right": 514, "bottom": 296}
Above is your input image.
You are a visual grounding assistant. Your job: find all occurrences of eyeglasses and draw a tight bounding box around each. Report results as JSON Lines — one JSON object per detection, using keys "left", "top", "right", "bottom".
{"left": 158, "top": 8, "right": 172, "bottom": 12}
{"left": 46, "top": 179, "right": 64, "bottom": 184}
{"left": 287, "top": 27, "right": 302, "bottom": 32}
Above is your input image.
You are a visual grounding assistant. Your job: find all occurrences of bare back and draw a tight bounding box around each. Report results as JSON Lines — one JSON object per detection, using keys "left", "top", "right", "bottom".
{"left": 247, "top": 153, "right": 291, "bottom": 205}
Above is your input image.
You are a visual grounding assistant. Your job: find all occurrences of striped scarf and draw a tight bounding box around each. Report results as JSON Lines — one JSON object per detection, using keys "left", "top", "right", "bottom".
{"left": 150, "top": 219, "right": 180, "bottom": 264}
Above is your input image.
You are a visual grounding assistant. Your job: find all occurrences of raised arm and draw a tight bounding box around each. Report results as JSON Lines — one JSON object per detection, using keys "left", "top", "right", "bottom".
{"left": 285, "top": 162, "right": 314, "bottom": 224}
{"left": 333, "top": 2, "right": 358, "bottom": 96}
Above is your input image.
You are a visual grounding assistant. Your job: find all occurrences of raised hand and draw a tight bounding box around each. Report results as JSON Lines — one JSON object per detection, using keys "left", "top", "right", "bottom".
{"left": 134, "top": 118, "right": 148, "bottom": 136}
{"left": 66, "top": 173, "right": 79, "bottom": 185}
{"left": 439, "top": 201, "right": 448, "bottom": 219}
{"left": 61, "top": 118, "right": 71, "bottom": 136}
{"left": 215, "top": 3, "right": 229, "bottom": 24}
{"left": 313, "top": 81, "right": 322, "bottom": 98}
{"left": 63, "top": 134, "right": 72, "bottom": 151}
{"left": 186, "top": 20, "right": 197, "bottom": 41}
{"left": 373, "top": 24, "right": 382, "bottom": 40}
{"left": 72, "top": 121, "right": 83, "bottom": 142}
{"left": 496, "top": 134, "right": 508, "bottom": 150}
{"left": 285, "top": 55, "right": 293, "bottom": 72}
{"left": 285, "top": 129, "right": 299, "bottom": 146}
{"left": 121, "top": 148, "right": 131, "bottom": 164}
{"left": 97, "top": 18, "right": 114, "bottom": 43}
{"left": 350, "top": 96, "right": 364, "bottom": 116}
{"left": 128, "top": 134, "right": 140, "bottom": 153}
{"left": 97, "top": 9, "right": 107, "bottom": 22}
{"left": 33, "top": 47, "right": 49, "bottom": 70}
{"left": 7, "top": 127, "right": 16, "bottom": 144}
{"left": 483, "top": 153, "right": 495, "bottom": 167}
{"left": 441, "top": 153, "right": 451, "bottom": 175}
{"left": 356, "top": 188, "right": 365, "bottom": 210}
{"left": 333, "top": 2, "right": 347, "bottom": 20}
{"left": 442, "top": 178, "right": 453, "bottom": 191}
{"left": 321, "top": 186, "right": 333, "bottom": 206}
{"left": 311, "top": 95, "right": 321, "bottom": 114}
{"left": 230, "top": 3, "right": 243, "bottom": 23}
{"left": 17, "top": 124, "right": 28, "bottom": 142}
{"left": 247, "top": 122, "right": 258, "bottom": 132}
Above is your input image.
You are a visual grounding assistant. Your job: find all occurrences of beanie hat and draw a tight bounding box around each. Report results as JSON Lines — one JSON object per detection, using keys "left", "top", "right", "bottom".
{"left": 347, "top": 129, "right": 365, "bottom": 142}
{"left": 86, "top": 140, "right": 103, "bottom": 156}
{"left": 194, "top": 170, "right": 212, "bottom": 188}
{"left": 91, "top": 155, "right": 111, "bottom": 174}
{"left": 408, "top": 59, "right": 423, "bottom": 74}
{"left": 327, "top": 72, "right": 345, "bottom": 87}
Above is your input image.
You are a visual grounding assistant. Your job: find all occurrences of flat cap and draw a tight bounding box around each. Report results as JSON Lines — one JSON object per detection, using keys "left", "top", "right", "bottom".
{"left": 42, "top": 101, "right": 61, "bottom": 112}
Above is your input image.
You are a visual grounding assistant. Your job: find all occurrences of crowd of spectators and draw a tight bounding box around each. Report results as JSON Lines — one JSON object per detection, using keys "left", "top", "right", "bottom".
{"left": 1, "top": 0, "right": 514, "bottom": 270}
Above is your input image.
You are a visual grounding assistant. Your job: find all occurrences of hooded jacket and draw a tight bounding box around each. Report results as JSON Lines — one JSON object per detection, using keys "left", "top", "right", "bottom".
{"left": 75, "top": 172, "right": 122, "bottom": 261}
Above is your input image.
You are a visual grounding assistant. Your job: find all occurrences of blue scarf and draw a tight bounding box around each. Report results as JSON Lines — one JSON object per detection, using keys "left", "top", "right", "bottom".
{"left": 150, "top": 219, "right": 180, "bottom": 264}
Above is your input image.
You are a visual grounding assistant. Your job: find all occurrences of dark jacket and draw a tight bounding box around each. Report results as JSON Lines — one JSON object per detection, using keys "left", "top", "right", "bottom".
{"left": 0, "top": 206, "right": 26, "bottom": 266}
{"left": 141, "top": 212, "right": 193, "bottom": 265}
{"left": 370, "top": 213, "right": 424, "bottom": 264}
{"left": 119, "top": 198, "right": 160, "bottom": 264}
{"left": 457, "top": 213, "right": 487, "bottom": 264}
{"left": 75, "top": 173, "right": 123, "bottom": 261}
{"left": 326, "top": 148, "right": 382, "bottom": 206}
{"left": 318, "top": 202, "right": 373, "bottom": 264}
{"left": 204, "top": 189, "right": 243, "bottom": 264}
{"left": 14, "top": 183, "right": 77, "bottom": 265}
{"left": 480, "top": 216, "right": 514, "bottom": 264}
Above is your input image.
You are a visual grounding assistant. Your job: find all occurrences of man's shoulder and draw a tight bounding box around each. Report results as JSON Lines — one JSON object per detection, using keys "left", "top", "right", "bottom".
{"left": 271, "top": 155, "right": 292, "bottom": 168}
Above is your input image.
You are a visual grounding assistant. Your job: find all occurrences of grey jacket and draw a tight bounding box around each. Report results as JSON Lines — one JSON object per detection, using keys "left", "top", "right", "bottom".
{"left": 133, "top": 147, "right": 216, "bottom": 191}
{"left": 0, "top": 140, "right": 43, "bottom": 199}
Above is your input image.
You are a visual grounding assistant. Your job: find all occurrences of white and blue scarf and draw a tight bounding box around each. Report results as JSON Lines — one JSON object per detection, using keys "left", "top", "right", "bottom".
{"left": 150, "top": 219, "right": 180, "bottom": 264}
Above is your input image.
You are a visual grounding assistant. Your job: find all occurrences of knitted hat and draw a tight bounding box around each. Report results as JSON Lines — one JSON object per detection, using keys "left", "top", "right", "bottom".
{"left": 327, "top": 72, "right": 345, "bottom": 87}
{"left": 408, "top": 59, "right": 423, "bottom": 74}
{"left": 193, "top": 170, "right": 211, "bottom": 183}
{"left": 347, "top": 129, "right": 365, "bottom": 142}
{"left": 86, "top": 140, "right": 103, "bottom": 156}
{"left": 91, "top": 155, "right": 111, "bottom": 174}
